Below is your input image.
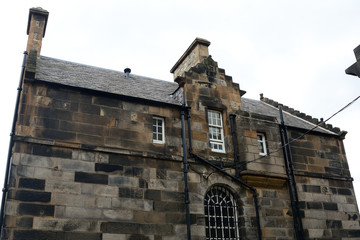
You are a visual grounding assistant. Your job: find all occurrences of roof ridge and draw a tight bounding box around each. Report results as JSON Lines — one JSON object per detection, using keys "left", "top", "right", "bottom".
{"left": 259, "top": 93, "right": 345, "bottom": 136}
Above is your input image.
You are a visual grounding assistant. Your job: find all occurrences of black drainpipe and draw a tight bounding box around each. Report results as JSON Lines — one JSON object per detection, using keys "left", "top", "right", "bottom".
{"left": 279, "top": 107, "right": 304, "bottom": 240}
{"left": 185, "top": 110, "right": 262, "bottom": 240}
{"left": 181, "top": 91, "right": 191, "bottom": 240}
{"left": 186, "top": 107, "right": 193, "bottom": 153}
{"left": 229, "top": 114, "right": 239, "bottom": 178}
{"left": 0, "top": 51, "right": 28, "bottom": 239}
{"left": 284, "top": 128, "right": 304, "bottom": 237}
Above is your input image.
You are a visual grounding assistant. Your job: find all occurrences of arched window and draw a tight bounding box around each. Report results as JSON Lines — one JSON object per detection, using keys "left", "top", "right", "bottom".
{"left": 204, "top": 185, "right": 240, "bottom": 240}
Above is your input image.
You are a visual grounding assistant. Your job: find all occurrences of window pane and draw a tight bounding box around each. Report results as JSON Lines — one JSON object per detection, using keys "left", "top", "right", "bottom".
{"left": 258, "top": 142, "right": 264, "bottom": 153}
{"left": 208, "top": 112, "right": 213, "bottom": 125}
{"left": 210, "top": 229, "right": 216, "bottom": 237}
{"left": 224, "top": 229, "right": 229, "bottom": 238}
{"left": 217, "top": 228, "right": 222, "bottom": 237}
{"left": 206, "top": 228, "right": 210, "bottom": 237}
{"left": 209, "top": 207, "right": 214, "bottom": 216}
{"left": 208, "top": 111, "right": 223, "bottom": 127}
{"left": 215, "top": 206, "right": 221, "bottom": 216}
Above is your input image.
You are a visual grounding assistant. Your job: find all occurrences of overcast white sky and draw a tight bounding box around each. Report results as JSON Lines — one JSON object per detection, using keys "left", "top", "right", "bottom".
{"left": 1, "top": 0, "right": 360, "bottom": 206}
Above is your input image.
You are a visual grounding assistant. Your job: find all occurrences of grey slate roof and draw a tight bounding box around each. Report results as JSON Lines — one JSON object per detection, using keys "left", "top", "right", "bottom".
{"left": 241, "top": 98, "right": 336, "bottom": 135}
{"left": 35, "top": 56, "right": 336, "bottom": 135}
{"left": 36, "top": 56, "right": 181, "bottom": 105}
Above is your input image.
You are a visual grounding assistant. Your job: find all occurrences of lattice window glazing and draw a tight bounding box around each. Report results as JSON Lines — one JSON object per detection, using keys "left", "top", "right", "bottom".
{"left": 204, "top": 186, "right": 240, "bottom": 240}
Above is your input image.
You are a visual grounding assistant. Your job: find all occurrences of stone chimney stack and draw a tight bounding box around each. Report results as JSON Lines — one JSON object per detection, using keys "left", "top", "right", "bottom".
{"left": 170, "top": 38, "right": 210, "bottom": 79}
{"left": 26, "top": 7, "right": 49, "bottom": 57}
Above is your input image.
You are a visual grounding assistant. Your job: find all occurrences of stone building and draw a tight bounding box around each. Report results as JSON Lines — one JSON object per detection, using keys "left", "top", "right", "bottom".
{"left": 0, "top": 7, "right": 359, "bottom": 240}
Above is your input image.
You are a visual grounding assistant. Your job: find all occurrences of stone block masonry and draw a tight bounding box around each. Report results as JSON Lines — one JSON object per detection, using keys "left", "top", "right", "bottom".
{"left": 4, "top": 136, "right": 263, "bottom": 239}
{"left": 6, "top": 76, "right": 359, "bottom": 239}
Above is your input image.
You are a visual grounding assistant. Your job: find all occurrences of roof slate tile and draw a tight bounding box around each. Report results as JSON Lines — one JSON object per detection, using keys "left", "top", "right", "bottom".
{"left": 35, "top": 56, "right": 337, "bottom": 135}
{"left": 36, "top": 56, "right": 180, "bottom": 105}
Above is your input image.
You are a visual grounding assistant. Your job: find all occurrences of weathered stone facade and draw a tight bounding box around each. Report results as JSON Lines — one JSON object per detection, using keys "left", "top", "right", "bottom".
{"left": 1, "top": 7, "right": 359, "bottom": 240}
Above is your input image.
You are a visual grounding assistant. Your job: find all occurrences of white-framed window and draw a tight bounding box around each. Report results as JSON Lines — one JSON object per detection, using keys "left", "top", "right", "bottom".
{"left": 153, "top": 117, "right": 165, "bottom": 144}
{"left": 257, "top": 133, "right": 267, "bottom": 156}
{"left": 204, "top": 185, "right": 240, "bottom": 240}
{"left": 208, "top": 110, "right": 225, "bottom": 153}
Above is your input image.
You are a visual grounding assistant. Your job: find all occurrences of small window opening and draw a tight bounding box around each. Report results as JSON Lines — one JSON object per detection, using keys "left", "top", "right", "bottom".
{"left": 257, "top": 133, "right": 267, "bottom": 156}
{"left": 153, "top": 117, "right": 165, "bottom": 144}
{"left": 208, "top": 110, "right": 225, "bottom": 153}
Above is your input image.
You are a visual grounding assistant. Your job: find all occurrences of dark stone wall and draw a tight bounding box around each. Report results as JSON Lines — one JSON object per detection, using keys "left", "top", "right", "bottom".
{"left": 289, "top": 129, "right": 350, "bottom": 178}
{"left": 16, "top": 82, "right": 183, "bottom": 156}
